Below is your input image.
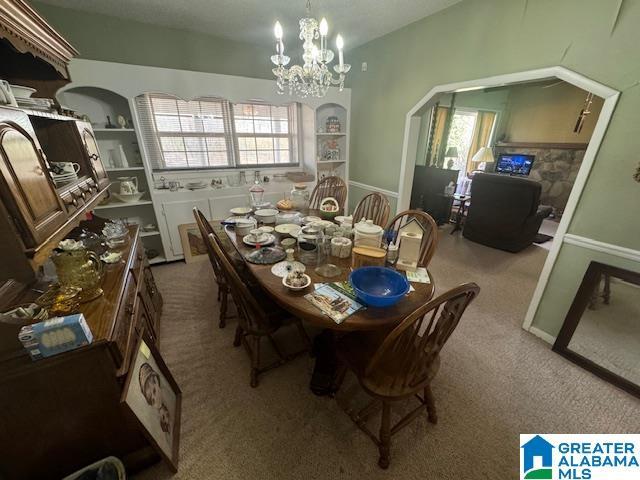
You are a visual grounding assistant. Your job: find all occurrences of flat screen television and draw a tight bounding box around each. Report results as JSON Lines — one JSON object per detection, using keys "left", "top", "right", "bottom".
{"left": 495, "top": 154, "right": 535, "bottom": 176}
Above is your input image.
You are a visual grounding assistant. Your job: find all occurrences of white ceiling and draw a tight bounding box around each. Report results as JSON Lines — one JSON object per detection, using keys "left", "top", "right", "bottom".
{"left": 37, "top": 0, "right": 462, "bottom": 49}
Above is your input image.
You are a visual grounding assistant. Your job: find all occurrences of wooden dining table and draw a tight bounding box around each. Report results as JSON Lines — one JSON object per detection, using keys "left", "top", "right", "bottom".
{"left": 221, "top": 213, "right": 435, "bottom": 333}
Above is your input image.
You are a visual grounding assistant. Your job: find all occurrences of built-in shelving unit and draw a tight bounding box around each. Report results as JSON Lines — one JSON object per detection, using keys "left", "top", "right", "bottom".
{"left": 315, "top": 102, "right": 348, "bottom": 186}
{"left": 57, "top": 86, "right": 167, "bottom": 263}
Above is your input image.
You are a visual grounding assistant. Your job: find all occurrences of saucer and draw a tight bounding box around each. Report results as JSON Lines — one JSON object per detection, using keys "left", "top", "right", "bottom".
{"left": 242, "top": 233, "right": 275, "bottom": 246}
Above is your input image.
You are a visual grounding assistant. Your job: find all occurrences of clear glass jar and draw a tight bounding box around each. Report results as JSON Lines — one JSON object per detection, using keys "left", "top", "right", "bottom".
{"left": 291, "top": 183, "right": 310, "bottom": 211}
{"left": 297, "top": 226, "right": 324, "bottom": 266}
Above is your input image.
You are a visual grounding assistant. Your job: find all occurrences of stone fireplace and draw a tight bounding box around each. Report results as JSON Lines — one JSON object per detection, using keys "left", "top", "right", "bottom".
{"left": 492, "top": 143, "right": 586, "bottom": 218}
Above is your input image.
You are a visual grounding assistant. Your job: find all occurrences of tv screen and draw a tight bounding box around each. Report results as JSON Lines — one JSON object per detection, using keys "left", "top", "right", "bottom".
{"left": 495, "top": 154, "right": 535, "bottom": 176}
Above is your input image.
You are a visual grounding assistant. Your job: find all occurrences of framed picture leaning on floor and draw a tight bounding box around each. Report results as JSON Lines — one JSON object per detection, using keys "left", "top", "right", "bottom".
{"left": 121, "top": 334, "right": 182, "bottom": 472}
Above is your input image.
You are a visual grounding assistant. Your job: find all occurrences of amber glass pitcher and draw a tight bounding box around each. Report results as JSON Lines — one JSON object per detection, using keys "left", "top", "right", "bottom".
{"left": 51, "top": 247, "right": 104, "bottom": 302}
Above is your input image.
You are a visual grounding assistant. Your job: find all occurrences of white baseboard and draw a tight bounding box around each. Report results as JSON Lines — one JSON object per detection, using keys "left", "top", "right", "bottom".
{"left": 528, "top": 326, "right": 557, "bottom": 345}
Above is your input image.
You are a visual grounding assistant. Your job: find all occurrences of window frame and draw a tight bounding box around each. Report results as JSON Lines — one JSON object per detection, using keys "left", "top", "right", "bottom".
{"left": 145, "top": 94, "right": 302, "bottom": 172}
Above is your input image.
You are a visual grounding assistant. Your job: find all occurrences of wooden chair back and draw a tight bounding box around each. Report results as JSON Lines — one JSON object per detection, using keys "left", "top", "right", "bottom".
{"left": 386, "top": 210, "right": 439, "bottom": 267}
{"left": 365, "top": 283, "right": 480, "bottom": 395}
{"left": 207, "top": 233, "right": 271, "bottom": 336}
{"left": 309, "top": 176, "right": 347, "bottom": 210}
{"left": 193, "top": 207, "right": 224, "bottom": 283}
{"left": 352, "top": 192, "right": 391, "bottom": 227}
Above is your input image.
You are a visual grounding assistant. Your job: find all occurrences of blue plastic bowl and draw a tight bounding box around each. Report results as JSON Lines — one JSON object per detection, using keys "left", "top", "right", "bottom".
{"left": 349, "top": 267, "right": 410, "bottom": 308}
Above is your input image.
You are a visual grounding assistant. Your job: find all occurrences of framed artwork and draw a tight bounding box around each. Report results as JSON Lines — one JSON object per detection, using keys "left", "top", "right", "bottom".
{"left": 178, "top": 222, "right": 210, "bottom": 263}
{"left": 121, "top": 335, "right": 182, "bottom": 472}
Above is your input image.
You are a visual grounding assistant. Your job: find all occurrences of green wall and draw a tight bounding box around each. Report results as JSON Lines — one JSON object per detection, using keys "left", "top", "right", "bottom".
{"left": 347, "top": 0, "right": 640, "bottom": 336}
{"left": 30, "top": 1, "right": 273, "bottom": 80}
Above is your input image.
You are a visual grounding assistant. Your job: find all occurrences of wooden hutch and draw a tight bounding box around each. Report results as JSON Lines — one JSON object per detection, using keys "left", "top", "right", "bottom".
{"left": 0, "top": 2, "right": 173, "bottom": 478}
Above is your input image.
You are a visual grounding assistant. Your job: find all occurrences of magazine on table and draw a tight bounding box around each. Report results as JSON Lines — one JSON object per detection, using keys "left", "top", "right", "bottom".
{"left": 305, "top": 282, "right": 364, "bottom": 324}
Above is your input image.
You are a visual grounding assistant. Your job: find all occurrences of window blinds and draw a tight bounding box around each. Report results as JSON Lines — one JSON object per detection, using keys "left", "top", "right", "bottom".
{"left": 135, "top": 93, "right": 300, "bottom": 171}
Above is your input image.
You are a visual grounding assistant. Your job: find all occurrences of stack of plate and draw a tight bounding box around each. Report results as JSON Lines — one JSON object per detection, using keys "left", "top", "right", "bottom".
{"left": 52, "top": 171, "right": 78, "bottom": 187}
{"left": 186, "top": 180, "right": 207, "bottom": 190}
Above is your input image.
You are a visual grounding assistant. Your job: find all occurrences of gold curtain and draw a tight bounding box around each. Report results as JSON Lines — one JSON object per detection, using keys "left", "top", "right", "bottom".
{"left": 426, "top": 106, "right": 450, "bottom": 166}
{"left": 466, "top": 111, "right": 497, "bottom": 172}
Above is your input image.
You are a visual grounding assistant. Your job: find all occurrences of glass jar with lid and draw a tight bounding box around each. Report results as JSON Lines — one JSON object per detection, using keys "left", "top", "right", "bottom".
{"left": 297, "top": 225, "right": 324, "bottom": 266}
{"left": 290, "top": 183, "right": 310, "bottom": 211}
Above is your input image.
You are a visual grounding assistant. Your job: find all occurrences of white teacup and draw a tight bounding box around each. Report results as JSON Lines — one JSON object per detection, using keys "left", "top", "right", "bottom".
{"left": 52, "top": 162, "right": 80, "bottom": 175}
{"left": 249, "top": 229, "right": 263, "bottom": 243}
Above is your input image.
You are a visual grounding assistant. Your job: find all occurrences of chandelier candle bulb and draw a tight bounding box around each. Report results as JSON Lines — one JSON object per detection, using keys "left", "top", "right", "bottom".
{"left": 336, "top": 34, "right": 344, "bottom": 67}
{"left": 320, "top": 17, "right": 328, "bottom": 51}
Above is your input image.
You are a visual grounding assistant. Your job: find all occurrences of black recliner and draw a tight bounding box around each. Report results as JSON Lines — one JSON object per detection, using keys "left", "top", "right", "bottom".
{"left": 462, "top": 173, "right": 552, "bottom": 252}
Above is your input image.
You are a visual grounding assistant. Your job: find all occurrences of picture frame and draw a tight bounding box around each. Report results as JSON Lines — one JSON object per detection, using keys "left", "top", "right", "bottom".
{"left": 178, "top": 222, "right": 211, "bottom": 263}
{"left": 121, "top": 334, "right": 182, "bottom": 472}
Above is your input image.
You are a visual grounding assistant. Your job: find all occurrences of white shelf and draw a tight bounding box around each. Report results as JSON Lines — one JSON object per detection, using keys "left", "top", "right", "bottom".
{"left": 93, "top": 128, "right": 135, "bottom": 132}
{"left": 106, "top": 167, "right": 145, "bottom": 172}
{"left": 149, "top": 256, "right": 166, "bottom": 265}
{"left": 140, "top": 230, "right": 160, "bottom": 237}
{"left": 94, "top": 200, "right": 153, "bottom": 210}
{"left": 317, "top": 160, "right": 346, "bottom": 164}
{"left": 316, "top": 132, "right": 346, "bottom": 136}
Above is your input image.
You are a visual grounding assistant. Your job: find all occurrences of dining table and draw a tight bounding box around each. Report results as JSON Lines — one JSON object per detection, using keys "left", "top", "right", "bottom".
{"left": 220, "top": 210, "right": 436, "bottom": 333}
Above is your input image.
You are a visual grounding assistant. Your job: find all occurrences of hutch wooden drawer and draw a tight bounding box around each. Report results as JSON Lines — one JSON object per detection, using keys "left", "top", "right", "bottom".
{"left": 112, "top": 272, "right": 137, "bottom": 371}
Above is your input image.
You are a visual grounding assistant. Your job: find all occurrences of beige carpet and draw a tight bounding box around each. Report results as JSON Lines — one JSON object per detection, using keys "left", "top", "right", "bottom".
{"left": 134, "top": 231, "right": 640, "bottom": 480}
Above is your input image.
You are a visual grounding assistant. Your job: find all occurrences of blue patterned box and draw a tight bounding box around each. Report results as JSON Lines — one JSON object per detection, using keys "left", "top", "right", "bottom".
{"left": 18, "top": 313, "right": 93, "bottom": 360}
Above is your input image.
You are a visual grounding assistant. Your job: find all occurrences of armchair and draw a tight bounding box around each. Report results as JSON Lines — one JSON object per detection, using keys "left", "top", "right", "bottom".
{"left": 462, "top": 173, "right": 552, "bottom": 252}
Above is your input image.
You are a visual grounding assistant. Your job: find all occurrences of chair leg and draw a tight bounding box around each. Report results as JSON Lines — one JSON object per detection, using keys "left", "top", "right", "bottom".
{"left": 378, "top": 402, "right": 391, "bottom": 469}
{"left": 424, "top": 385, "right": 437, "bottom": 424}
{"left": 267, "top": 334, "right": 286, "bottom": 362}
{"left": 219, "top": 289, "right": 228, "bottom": 329}
{"left": 250, "top": 336, "right": 261, "bottom": 388}
{"left": 233, "top": 325, "right": 243, "bottom": 347}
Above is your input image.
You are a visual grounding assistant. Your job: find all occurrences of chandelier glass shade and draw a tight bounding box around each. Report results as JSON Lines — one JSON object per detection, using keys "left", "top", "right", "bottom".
{"left": 271, "top": 1, "right": 351, "bottom": 98}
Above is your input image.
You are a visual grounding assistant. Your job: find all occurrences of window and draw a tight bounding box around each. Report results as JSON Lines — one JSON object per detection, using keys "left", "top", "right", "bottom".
{"left": 136, "top": 94, "right": 300, "bottom": 171}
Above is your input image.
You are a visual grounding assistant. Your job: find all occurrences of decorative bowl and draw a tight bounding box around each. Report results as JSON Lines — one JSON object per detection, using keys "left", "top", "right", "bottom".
{"left": 254, "top": 208, "right": 278, "bottom": 224}
{"left": 230, "top": 206, "right": 252, "bottom": 216}
{"left": 282, "top": 272, "right": 311, "bottom": 291}
{"left": 348, "top": 267, "right": 410, "bottom": 308}
{"left": 9, "top": 84, "right": 36, "bottom": 99}
{"left": 112, "top": 192, "right": 145, "bottom": 203}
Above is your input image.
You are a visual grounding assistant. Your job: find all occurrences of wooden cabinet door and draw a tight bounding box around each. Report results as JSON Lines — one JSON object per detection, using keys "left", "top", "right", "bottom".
{"left": 76, "top": 122, "right": 109, "bottom": 188}
{"left": 0, "top": 120, "right": 67, "bottom": 246}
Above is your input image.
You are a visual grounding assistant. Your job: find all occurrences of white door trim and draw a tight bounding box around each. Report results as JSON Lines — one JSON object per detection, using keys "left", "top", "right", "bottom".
{"left": 394, "top": 66, "right": 619, "bottom": 334}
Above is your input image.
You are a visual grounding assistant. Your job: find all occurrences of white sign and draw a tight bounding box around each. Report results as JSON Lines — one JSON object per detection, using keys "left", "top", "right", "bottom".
{"left": 520, "top": 434, "right": 640, "bottom": 480}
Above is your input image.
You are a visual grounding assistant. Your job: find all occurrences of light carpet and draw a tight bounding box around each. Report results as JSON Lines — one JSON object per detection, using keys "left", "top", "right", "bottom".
{"left": 134, "top": 231, "right": 639, "bottom": 480}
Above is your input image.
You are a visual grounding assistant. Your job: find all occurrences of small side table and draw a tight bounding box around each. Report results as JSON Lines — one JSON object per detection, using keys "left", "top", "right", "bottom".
{"left": 450, "top": 194, "right": 471, "bottom": 234}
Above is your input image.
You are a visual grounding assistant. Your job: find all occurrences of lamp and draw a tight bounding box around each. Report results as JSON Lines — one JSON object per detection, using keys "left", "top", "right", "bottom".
{"left": 444, "top": 146, "right": 458, "bottom": 169}
{"left": 471, "top": 147, "right": 494, "bottom": 171}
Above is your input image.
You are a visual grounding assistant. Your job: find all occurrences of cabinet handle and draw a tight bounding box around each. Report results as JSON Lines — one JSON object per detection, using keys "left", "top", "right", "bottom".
{"left": 89, "top": 153, "right": 99, "bottom": 161}
{"left": 125, "top": 303, "right": 134, "bottom": 315}
{"left": 34, "top": 165, "right": 44, "bottom": 176}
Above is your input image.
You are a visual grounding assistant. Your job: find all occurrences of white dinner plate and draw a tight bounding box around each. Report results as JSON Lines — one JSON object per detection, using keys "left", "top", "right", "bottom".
{"left": 274, "top": 224, "right": 302, "bottom": 236}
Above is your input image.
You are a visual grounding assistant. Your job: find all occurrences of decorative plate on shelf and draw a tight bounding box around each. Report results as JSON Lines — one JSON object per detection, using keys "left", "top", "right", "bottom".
{"left": 245, "top": 247, "right": 286, "bottom": 265}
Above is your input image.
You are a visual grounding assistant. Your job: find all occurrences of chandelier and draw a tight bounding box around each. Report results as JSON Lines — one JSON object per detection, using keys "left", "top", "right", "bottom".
{"left": 271, "top": 0, "right": 351, "bottom": 98}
